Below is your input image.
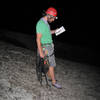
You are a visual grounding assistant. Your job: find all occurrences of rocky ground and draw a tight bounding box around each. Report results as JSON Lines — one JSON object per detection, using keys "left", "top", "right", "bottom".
{"left": 0, "top": 41, "right": 100, "bottom": 100}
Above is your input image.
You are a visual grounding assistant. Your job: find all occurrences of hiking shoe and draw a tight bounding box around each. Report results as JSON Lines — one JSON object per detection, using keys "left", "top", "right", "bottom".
{"left": 52, "top": 83, "right": 62, "bottom": 89}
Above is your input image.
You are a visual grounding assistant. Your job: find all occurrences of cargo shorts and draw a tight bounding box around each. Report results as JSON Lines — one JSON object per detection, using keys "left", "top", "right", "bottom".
{"left": 37, "top": 43, "right": 56, "bottom": 67}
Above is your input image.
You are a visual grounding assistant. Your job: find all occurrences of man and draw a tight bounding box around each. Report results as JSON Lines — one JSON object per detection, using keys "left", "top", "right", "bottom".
{"left": 36, "top": 7, "right": 62, "bottom": 89}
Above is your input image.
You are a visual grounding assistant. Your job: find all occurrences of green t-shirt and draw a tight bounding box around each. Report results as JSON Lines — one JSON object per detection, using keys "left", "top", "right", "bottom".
{"left": 36, "top": 18, "right": 53, "bottom": 44}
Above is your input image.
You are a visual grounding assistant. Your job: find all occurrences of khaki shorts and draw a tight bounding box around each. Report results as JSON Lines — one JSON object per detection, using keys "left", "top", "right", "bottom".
{"left": 37, "top": 43, "right": 56, "bottom": 67}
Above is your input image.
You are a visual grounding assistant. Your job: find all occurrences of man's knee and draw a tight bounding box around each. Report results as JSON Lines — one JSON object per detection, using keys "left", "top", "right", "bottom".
{"left": 49, "top": 66, "right": 54, "bottom": 70}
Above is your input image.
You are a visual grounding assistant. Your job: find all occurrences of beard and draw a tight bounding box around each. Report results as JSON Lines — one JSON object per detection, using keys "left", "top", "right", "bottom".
{"left": 48, "top": 19, "right": 53, "bottom": 23}
{"left": 47, "top": 17, "right": 52, "bottom": 23}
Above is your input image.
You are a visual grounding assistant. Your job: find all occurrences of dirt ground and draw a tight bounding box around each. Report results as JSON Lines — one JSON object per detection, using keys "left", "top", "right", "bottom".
{"left": 0, "top": 41, "right": 100, "bottom": 100}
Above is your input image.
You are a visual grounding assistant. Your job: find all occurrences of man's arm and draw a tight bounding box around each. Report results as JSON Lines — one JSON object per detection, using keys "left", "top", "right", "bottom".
{"left": 51, "top": 29, "right": 58, "bottom": 34}
{"left": 36, "top": 33, "right": 44, "bottom": 58}
{"left": 51, "top": 30, "right": 56, "bottom": 34}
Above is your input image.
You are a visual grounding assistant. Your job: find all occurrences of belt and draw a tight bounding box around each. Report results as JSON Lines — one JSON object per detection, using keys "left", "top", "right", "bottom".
{"left": 42, "top": 43, "right": 52, "bottom": 46}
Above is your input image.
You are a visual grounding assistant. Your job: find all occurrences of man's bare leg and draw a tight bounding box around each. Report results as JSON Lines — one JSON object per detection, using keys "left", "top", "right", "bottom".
{"left": 47, "top": 66, "right": 56, "bottom": 84}
{"left": 47, "top": 66, "right": 62, "bottom": 89}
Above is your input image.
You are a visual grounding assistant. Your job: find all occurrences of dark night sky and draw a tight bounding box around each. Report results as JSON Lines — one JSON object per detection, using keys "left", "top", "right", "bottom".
{"left": 0, "top": 1, "right": 97, "bottom": 48}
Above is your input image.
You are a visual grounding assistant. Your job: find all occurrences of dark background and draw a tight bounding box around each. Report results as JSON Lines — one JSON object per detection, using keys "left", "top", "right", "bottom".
{"left": 0, "top": 1, "right": 99, "bottom": 66}
{"left": 0, "top": 1, "right": 93, "bottom": 45}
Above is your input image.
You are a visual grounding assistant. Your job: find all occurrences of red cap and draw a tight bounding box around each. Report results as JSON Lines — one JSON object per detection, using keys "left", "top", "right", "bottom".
{"left": 46, "top": 7, "right": 57, "bottom": 17}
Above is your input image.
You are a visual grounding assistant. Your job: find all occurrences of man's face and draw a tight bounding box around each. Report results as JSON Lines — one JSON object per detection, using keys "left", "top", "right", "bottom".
{"left": 47, "top": 15, "right": 56, "bottom": 23}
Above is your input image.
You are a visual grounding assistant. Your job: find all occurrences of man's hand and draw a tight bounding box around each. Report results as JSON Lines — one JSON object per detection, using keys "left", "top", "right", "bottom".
{"left": 40, "top": 49, "right": 48, "bottom": 58}
{"left": 40, "top": 52, "right": 44, "bottom": 58}
{"left": 51, "top": 29, "right": 58, "bottom": 34}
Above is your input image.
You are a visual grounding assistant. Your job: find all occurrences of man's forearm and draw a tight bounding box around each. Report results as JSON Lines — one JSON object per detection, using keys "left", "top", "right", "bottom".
{"left": 36, "top": 38, "right": 44, "bottom": 58}
{"left": 51, "top": 30, "right": 56, "bottom": 34}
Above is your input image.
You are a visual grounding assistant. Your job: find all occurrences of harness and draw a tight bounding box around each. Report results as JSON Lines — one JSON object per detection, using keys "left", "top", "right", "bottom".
{"left": 42, "top": 43, "right": 54, "bottom": 57}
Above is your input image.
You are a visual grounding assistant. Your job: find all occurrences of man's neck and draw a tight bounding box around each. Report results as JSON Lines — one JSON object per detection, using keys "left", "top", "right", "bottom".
{"left": 43, "top": 16, "right": 47, "bottom": 21}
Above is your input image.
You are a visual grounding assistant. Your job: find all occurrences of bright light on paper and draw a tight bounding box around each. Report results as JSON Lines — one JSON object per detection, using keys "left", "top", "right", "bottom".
{"left": 55, "top": 26, "right": 66, "bottom": 36}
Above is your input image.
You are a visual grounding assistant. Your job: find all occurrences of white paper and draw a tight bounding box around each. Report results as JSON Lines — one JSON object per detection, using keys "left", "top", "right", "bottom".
{"left": 55, "top": 26, "right": 66, "bottom": 36}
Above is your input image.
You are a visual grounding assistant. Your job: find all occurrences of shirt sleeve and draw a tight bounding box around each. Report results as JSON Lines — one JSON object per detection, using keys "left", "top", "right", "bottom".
{"left": 36, "top": 21, "right": 45, "bottom": 34}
